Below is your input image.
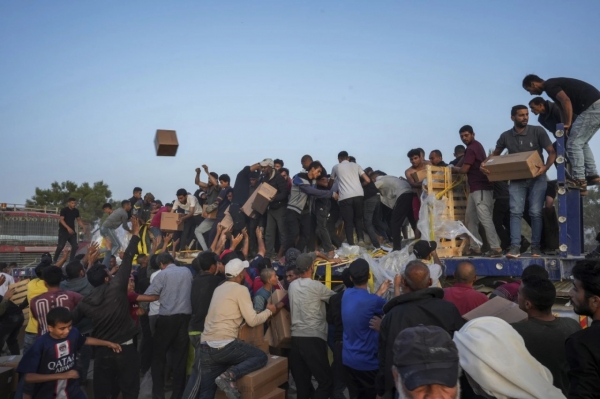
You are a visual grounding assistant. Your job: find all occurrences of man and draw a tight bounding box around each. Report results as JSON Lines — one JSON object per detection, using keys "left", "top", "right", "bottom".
{"left": 55, "top": 198, "right": 85, "bottom": 262}
{"left": 195, "top": 165, "right": 222, "bottom": 251}
{"left": 329, "top": 269, "right": 353, "bottom": 399}
{"left": 330, "top": 151, "right": 371, "bottom": 246}
{"left": 404, "top": 149, "right": 429, "bottom": 225}
{"left": 566, "top": 260, "right": 600, "bottom": 398}
{"left": 289, "top": 253, "right": 336, "bottom": 399}
{"left": 301, "top": 154, "right": 313, "bottom": 171}
{"left": 377, "top": 261, "right": 464, "bottom": 398}
{"left": 183, "top": 252, "right": 225, "bottom": 399}
{"left": 448, "top": 145, "right": 465, "bottom": 166}
{"left": 274, "top": 159, "right": 284, "bottom": 170}
{"left": 22, "top": 259, "right": 51, "bottom": 353}
{"left": 523, "top": 74, "right": 600, "bottom": 188}
{"left": 137, "top": 252, "right": 193, "bottom": 399}
{"left": 280, "top": 167, "right": 292, "bottom": 192}
{"left": 198, "top": 258, "right": 275, "bottom": 399}
{"left": 314, "top": 174, "right": 336, "bottom": 257}
{"left": 342, "top": 260, "right": 390, "bottom": 399}
{"left": 0, "top": 263, "right": 14, "bottom": 296}
{"left": 284, "top": 161, "right": 337, "bottom": 253}
{"left": 371, "top": 171, "right": 416, "bottom": 251}
{"left": 173, "top": 188, "right": 204, "bottom": 250}
{"left": 392, "top": 326, "right": 461, "bottom": 399}
{"left": 443, "top": 261, "right": 488, "bottom": 315}
{"left": 511, "top": 275, "right": 580, "bottom": 396}
{"left": 529, "top": 97, "right": 565, "bottom": 135}
{"left": 483, "top": 105, "right": 556, "bottom": 258}
{"left": 72, "top": 218, "right": 142, "bottom": 399}
{"left": 493, "top": 181, "right": 511, "bottom": 250}
{"left": 0, "top": 278, "right": 23, "bottom": 355}
{"left": 452, "top": 125, "right": 502, "bottom": 257}
{"left": 150, "top": 201, "right": 173, "bottom": 238}
{"left": 128, "top": 187, "right": 143, "bottom": 218}
{"left": 429, "top": 150, "right": 448, "bottom": 167}
{"left": 100, "top": 200, "right": 132, "bottom": 266}
{"left": 232, "top": 162, "right": 262, "bottom": 206}
{"left": 133, "top": 192, "right": 155, "bottom": 224}
{"left": 261, "top": 158, "right": 289, "bottom": 259}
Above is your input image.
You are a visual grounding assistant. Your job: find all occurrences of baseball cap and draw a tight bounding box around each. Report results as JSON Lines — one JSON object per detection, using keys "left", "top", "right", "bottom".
{"left": 393, "top": 325, "right": 459, "bottom": 391}
{"left": 348, "top": 258, "right": 370, "bottom": 282}
{"left": 224, "top": 258, "right": 249, "bottom": 278}
{"left": 284, "top": 248, "right": 302, "bottom": 268}
{"left": 413, "top": 240, "right": 437, "bottom": 259}
{"left": 296, "top": 253, "right": 316, "bottom": 273}
{"left": 259, "top": 158, "right": 275, "bottom": 168}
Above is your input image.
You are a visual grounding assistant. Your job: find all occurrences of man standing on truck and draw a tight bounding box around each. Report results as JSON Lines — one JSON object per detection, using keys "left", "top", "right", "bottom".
{"left": 54, "top": 197, "right": 86, "bottom": 262}
{"left": 483, "top": 105, "right": 556, "bottom": 258}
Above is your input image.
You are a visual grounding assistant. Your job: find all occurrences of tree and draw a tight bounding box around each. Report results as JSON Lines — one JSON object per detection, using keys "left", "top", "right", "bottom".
{"left": 26, "top": 181, "right": 117, "bottom": 225}
{"left": 583, "top": 187, "right": 600, "bottom": 250}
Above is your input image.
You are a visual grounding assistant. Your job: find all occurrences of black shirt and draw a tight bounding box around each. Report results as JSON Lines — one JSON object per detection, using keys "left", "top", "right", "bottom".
{"left": 544, "top": 77, "right": 600, "bottom": 115}
{"left": 363, "top": 180, "right": 379, "bottom": 200}
{"left": 449, "top": 155, "right": 463, "bottom": 166}
{"left": 538, "top": 101, "right": 565, "bottom": 136}
{"left": 127, "top": 196, "right": 139, "bottom": 219}
{"left": 59, "top": 207, "right": 80, "bottom": 234}
{"left": 189, "top": 272, "right": 225, "bottom": 332}
{"left": 232, "top": 166, "right": 252, "bottom": 205}
{"left": 566, "top": 319, "right": 600, "bottom": 399}
{"left": 436, "top": 161, "right": 448, "bottom": 167}
{"left": 512, "top": 317, "right": 581, "bottom": 396}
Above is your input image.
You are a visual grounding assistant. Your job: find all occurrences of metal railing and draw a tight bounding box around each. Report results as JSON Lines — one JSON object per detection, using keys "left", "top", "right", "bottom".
{"left": 0, "top": 203, "right": 61, "bottom": 214}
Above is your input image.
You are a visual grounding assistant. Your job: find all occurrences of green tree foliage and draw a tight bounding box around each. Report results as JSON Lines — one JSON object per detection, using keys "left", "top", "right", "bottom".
{"left": 26, "top": 181, "right": 117, "bottom": 225}
{"left": 583, "top": 187, "right": 600, "bottom": 250}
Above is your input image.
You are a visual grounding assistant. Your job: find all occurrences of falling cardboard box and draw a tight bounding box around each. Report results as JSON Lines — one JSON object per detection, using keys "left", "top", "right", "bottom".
{"left": 160, "top": 212, "right": 184, "bottom": 232}
{"left": 483, "top": 150, "right": 543, "bottom": 182}
{"left": 248, "top": 183, "right": 277, "bottom": 215}
{"left": 215, "top": 356, "right": 288, "bottom": 399}
{"left": 154, "top": 129, "right": 179, "bottom": 156}
{"left": 463, "top": 296, "right": 528, "bottom": 324}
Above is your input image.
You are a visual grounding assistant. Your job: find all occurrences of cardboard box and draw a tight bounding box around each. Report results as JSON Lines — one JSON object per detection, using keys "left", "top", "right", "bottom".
{"left": 256, "top": 340, "right": 270, "bottom": 355}
{"left": 216, "top": 356, "right": 288, "bottom": 399}
{"left": 260, "top": 388, "right": 285, "bottom": 399}
{"left": 269, "top": 290, "right": 291, "bottom": 349}
{"left": 239, "top": 323, "right": 265, "bottom": 346}
{"left": 463, "top": 296, "right": 528, "bottom": 324}
{"left": 154, "top": 129, "right": 179, "bottom": 156}
{"left": 483, "top": 151, "right": 543, "bottom": 182}
{"left": 242, "top": 188, "right": 261, "bottom": 218}
{"left": 160, "top": 212, "right": 184, "bottom": 232}
{"left": 251, "top": 184, "right": 277, "bottom": 215}
{"left": 202, "top": 204, "right": 217, "bottom": 219}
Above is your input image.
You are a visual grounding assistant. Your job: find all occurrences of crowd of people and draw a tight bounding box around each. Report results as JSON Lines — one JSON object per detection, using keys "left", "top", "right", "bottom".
{"left": 1, "top": 74, "right": 600, "bottom": 399}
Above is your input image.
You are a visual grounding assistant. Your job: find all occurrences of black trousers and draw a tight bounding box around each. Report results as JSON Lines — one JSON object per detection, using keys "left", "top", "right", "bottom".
{"left": 152, "top": 314, "right": 191, "bottom": 399}
{"left": 139, "top": 314, "right": 153, "bottom": 374}
{"left": 54, "top": 230, "right": 78, "bottom": 262}
{"left": 0, "top": 313, "right": 23, "bottom": 355}
{"left": 290, "top": 337, "right": 333, "bottom": 399}
{"left": 339, "top": 197, "right": 365, "bottom": 245}
{"left": 283, "top": 209, "right": 311, "bottom": 252}
{"left": 181, "top": 215, "right": 204, "bottom": 250}
{"left": 332, "top": 341, "right": 352, "bottom": 399}
{"left": 493, "top": 197, "right": 511, "bottom": 250}
{"left": 327, "top": 201, "right": 344, "bottom": 248}
{"left": 392, "top": 193, "right": 417, "bottom": 251}
{"left": 94, "top": 342, "right": 140, "bottom": 399}
{"left": 345, "top": 366, "right": 377, "bottom": 399}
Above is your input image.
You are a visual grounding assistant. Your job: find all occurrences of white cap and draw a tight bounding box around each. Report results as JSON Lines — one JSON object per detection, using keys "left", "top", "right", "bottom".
{"left": 259, "top": 158, "right": 274, "bottom": 167}
{"left": 225, "top": 258, "right": 249, "bottom": 278}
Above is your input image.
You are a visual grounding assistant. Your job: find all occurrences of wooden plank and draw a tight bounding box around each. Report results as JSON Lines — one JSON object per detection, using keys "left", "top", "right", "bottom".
{"left": 8, "top": 280, "right": 29, "bottom": 306}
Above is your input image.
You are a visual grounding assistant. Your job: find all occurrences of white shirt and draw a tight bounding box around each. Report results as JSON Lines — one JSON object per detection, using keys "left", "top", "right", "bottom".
{"left": 0, "top": 272, "right": 14, "bottom": 296}
{"left": 330, "top": 161, "right": 365, "bottom": 201}
{"left": 148, "top": 270, "right": 161, "bottom": 316}
{"left": 374, "top": 175, "right": 413, "bottom": 209}
{"left": 173, "top": 195, "right": 201, "bottom": 216}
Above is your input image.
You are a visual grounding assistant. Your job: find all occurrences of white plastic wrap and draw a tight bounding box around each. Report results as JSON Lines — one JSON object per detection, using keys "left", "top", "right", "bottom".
{"left": 336, "top": 243, "right": 361, "bottom": 257}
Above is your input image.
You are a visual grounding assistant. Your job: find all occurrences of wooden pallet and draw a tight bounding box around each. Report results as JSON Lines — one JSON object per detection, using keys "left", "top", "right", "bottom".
{"left": 422, "top": 165, "right": 469, "bottom": 258}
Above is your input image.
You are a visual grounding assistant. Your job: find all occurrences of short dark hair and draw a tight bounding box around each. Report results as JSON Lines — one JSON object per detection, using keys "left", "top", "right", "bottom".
{"left": 338, "top": 151, "right": 349, "bottom": 159}
{"left": 511, "top": 105, "right": 528, "bottom": 116}
{"left": 417, "top": 148, "right": 425, "bottom": 156}
{"left": 430, "top": 150, "right": 442, "bottom": 158}
{"left": 522, "top": 264, "right": 549, "bottom": 280}
{"left": 348, "top": 156, "right": 356, "bottom": 163}
{"left": 301, "top": 154, "right": 313, "bottom": 163}
{"left": 156, "top": 252, "right": 175, "bottom": 266}
{"left": 529, "top": 97, "right": 546, "bottom": 106}
{"left": 65, "top": 261, "right": 84, "bottom": 280}
{"left": 308, "top": 161, "right": 324, "bottom": 172}
{"left": 459, "top": 125, "right": 474, "bottom": 134}
{"left": 209, "top": 171, "right": 219, "bottom": 180}
{"left": 522, "top": 74, "right": 543, "bottom": 88}
{"left": 47, "top": 307, "right": 72, "bottom": 327}
{"left": 166, "top": 202, "right": 173, "bottom": 208}
{"left": 193, "top": 251, "right": 218, "bottom": 272}
{"left": 102, "top": 203, "right": 112, "bottom": 210}
{"left": 454, "top": 145, "right": 466, "bottom": 154}
{"left": 176, "top": 188, "right": 187, "bottom": 197}
{"left": 133, "top": 187, "right": 143, "bottom": 194}
{"left": 42, "top": 266, "right": 63, "bottom": 287}
{"left": 219, "top": 174, "right": 231, "bottom": 183}
{"left": 572, "top": 260, "right": 600, "bottom": 298}
{"left": 87, "top": 264, "right": 109, "bottom": 287}
{"left": 256, "top": 257, "right": 272, "bottom": 272}
{"left": 221, "top": 251, "right": 243, "bottom": 266}
{"left": 342, "top": 268, "right": 355, "bottom": 288}
{"left": 67, "top": 197, "right": 77, "bottom": 202}
{"left": 274, "top": 159, "right": 284, "bottom": 167}
{"left": 121, "top": 200, "right": 130, "bottom": 207}
{"left": 154, "top": 200, "right": 163, "bottom": 206}
{"left": 407, "top": 149, "right": 421, "bottom": 158}
{"left": 279, "top": 168, "right": 290, "bottom": 176}
{"left": 521, "top": 275, "right": 555, "bottom": 312}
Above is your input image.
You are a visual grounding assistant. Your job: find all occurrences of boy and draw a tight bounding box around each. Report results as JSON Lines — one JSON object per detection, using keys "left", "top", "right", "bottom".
{"left": 253, "top": 268, "right": 280, "bottom": 312}
{"left": 17, "top": 307, "right": 121, "bottom": 399}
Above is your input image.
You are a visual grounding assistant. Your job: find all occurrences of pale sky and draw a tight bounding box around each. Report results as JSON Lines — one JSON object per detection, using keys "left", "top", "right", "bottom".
{"left": 2, "top": 1, "right": 599, "bottom": 205}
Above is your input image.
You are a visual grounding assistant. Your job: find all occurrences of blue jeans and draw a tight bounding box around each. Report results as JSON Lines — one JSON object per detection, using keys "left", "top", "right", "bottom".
{"left": 567, "top": 100, "right": 600, "bottom": 179}
{"left": 183, "top": 335, "right": 202, "bottom": 399}
{"left": 509, "top": 175, "right": 547, "bottom": 247}
{"left": 198, "top": 339, "right": 268, "bottom": 399}
{"left": 100, "top": 227, "right": 122, "bottom": 267}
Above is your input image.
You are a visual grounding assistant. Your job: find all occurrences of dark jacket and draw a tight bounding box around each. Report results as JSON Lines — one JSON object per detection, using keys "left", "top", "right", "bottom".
{"left": 73, "top": 236, "right": 140, "bottom": 343}
{"left": 566, "top": 320, "right": 600, "bottom": 399}
{"left": 189, "top": 272, "right": 225, "bottom": 332}
{"left": 60, "top": 277, "right": 94, "bottom": 334}
{"left": 377, "top": 288, "right": 465, "bottom": 396}
{"left": 264, "top": 172, "right": 289, "bottom": 210}
{"left": 538, "top": 101, "right": 565, "bottom": 136}
{"left": 329, "top": 289, "right": 345, "bottom": 343}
